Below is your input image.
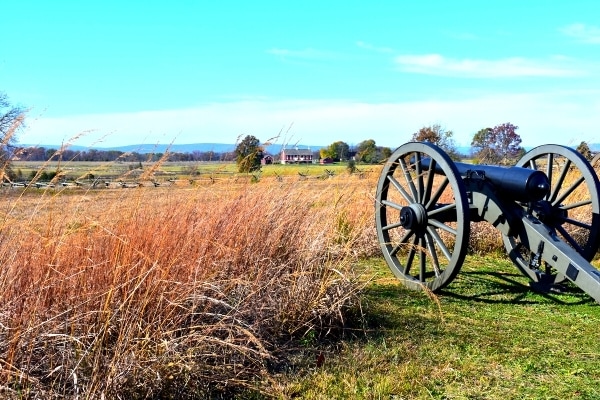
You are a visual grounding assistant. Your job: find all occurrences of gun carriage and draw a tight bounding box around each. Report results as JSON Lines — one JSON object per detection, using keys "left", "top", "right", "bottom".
{"left": 375, "top": 142, "right": 600, "bottom": 303}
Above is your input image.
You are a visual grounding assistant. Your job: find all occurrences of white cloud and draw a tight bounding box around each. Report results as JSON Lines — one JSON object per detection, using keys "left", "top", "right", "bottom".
{"left": 356, "top": 41, "right": 394, "bottom": 53}
{"left": 19, "top": 91, "right": 600, "bottom": 150}
{"left": 394, "top": 54, "right": 584, "bottom": 78}
{"left": 561, "top": 23, "right": 600, "bottom": 44}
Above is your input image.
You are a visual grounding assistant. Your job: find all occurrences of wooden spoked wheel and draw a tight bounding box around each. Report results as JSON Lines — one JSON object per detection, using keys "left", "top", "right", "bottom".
{"left": 375, "top": 142, "right": 470, "bottom": 291}
{"left": 503, "top": 144, "right": 600, "bottom": 284}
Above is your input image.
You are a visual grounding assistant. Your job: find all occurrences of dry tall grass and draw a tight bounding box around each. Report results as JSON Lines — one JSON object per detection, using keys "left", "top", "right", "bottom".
{"left": 6, "top": 150, "right": 592, "bottom": 397}
{"left": 0, "top": 177, "right": 378, "bottom": 398}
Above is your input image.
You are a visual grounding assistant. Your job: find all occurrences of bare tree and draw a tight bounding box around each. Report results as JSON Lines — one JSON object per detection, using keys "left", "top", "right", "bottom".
{"left": 471, "top": 122, "right": 523, "bottom": 165}
{"left": 412, "top": 124, "right": 461, "bottom": 160}
{"left": 1, "top": 92, "right": 27, "bottom": 180}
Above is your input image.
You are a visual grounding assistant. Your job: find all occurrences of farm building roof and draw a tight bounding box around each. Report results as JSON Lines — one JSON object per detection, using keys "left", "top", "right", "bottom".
{"left": 281, "top": 148, "right": 313, "bottom": 155}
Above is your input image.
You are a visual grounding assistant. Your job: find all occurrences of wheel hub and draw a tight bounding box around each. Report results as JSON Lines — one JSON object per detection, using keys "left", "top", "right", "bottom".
{"left": 531, "top": 200, "right": 567, "bottom": 226}
{"left": 400, "top": 204, "right": 427, "bottom": 230}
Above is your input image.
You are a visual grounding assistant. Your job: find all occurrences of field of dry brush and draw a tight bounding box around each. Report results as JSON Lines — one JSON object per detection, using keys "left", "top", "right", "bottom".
{"left": 0, "top": 173, "right": 390, "bottom": 398}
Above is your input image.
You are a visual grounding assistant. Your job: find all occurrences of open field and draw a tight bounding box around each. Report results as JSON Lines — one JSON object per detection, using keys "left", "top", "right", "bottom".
{"left": 1, "top": 159, "right": 600, "bottom": 398}
{"left": 9, "top": 160, "right": 371, "bottom": 186}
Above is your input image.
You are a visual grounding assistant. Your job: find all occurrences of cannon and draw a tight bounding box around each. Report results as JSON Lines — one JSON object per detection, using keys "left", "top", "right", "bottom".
{"left": 375, "top": 142, "right": 600, "bottom": 303}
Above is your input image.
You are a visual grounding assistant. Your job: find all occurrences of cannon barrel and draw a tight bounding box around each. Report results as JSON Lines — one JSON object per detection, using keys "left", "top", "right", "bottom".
{"left": 419, "top": 158, "right": 550, "bottom": 202}
{"left": 454, "top": 162, "right": 551, "bottom": 202}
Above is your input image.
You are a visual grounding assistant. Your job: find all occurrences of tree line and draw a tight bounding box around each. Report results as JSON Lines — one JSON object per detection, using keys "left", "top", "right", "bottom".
{"left": 233, "top": 124, "right": 524, "bottom": 174}
{"left": 411, "top": 123, "right": 526, "bottom": 164}
{"left": 13, "top": 146, "right": 236, "bottom": 163}
{"left": 234, "top": 135, "right": 394, "bottom": 173}
{"left": 2, "top": 90, "right": 596, "bottom": 179}
{"left": 235, "top": 124, "right": 598, "bottom": 173}
{"left": 412, "top": 123, "right": 595, "bottom": 164}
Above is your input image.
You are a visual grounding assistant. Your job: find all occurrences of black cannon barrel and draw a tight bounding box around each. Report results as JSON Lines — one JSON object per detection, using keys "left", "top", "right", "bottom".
{"left": 419, "top": 158, "right": 550, "bottom": 202}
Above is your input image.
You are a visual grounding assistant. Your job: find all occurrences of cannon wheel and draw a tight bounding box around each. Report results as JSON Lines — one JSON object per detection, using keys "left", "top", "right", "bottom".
{"left": 503, "top": 144, "right": 600, "bottom": 284}
{"left": 375, "top": 142, "right": 470, "bottom": 292}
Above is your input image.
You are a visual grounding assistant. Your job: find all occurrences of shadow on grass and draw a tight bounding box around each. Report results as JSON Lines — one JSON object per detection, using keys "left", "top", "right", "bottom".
{"left": 268, "top": 282, "right": 444, "bottom": 378}
{"left": 282, "top": 262, "right": 595, "bottom": 379}
{"left": 357, "top": 282, "right": 445, "bottom": 336}
{"left": 439, "top": 270, "right": 595, "bottom": 306}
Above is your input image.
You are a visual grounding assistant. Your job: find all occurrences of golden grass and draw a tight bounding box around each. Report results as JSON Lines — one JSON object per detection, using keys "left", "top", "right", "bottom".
{"left": 0, "top": 176, "right": 378, "bottom": 398}
{"left": 1, "top": 148, "right": 596, "bottom": 397}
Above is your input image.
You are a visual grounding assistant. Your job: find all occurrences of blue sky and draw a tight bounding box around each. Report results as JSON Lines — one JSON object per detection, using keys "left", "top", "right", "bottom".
{"left": 2, "top": 1, "right": 600, "bottom": 150}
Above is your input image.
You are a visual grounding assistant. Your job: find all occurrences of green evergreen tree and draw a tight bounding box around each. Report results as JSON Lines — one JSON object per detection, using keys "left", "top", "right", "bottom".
{"left": 235, "top": 135, "right": 263, "bottom": 173}
{"left": 576, "top": 141, "right": 592, "bottom": 160}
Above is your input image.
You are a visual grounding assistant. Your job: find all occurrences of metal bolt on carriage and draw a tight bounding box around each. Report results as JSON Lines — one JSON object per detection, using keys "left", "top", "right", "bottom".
{"left": 375, "top": 142, "right": 600, "bottom": 303}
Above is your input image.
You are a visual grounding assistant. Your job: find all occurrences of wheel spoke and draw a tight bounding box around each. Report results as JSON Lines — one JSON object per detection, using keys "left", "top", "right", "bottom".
{"left": 429, "top": 219, "right": 458, "bottom": 236}
{"left": 560, "top": 199, "right": 592, "bottom": 211}
{"left": 552, "top": 176, "right": 584, "bottom": 207}
{"left": 427, "top": 226, "right": 452, "bottom": 261}
{"left": 423, "top": 158, "right": 436, "bottom": 205}
{"left": 425, "top": 232, "right": 442, "bottom": 277}
{"left": 390, "top": 229, "right": 414, "bottom": 256}
{"left": 559, "top": 216, "right": 593, "bottom": 230}
{"left": 382, "top": 199, "right": 403, "bottom": 212}
{"left": 415, "top": 152, "right": 424, "bottom": 203}
{"left": 545, "top": 153, "right": 553, "bottom": 193}
{"left": 550, "top": 159, "right": 571, "bottom": 203}
{"left": 404, "top": 235, "right": 419, "bottom": 275}
{"left": 387, "top": 175, "right": 414, "bottom": 204}
{"left": 556, "top": 224, "right": 585, "bottom": 254}
{"left": 425, "top": 176, "right": 449, "bottom": 210}
{"left": 399, "top": 156, "right": 418, "bottom": 202}
{"left": 383, "top": 221, "right": 404, "bottom": 231}
{"left": 419, "top": 237, "right": 426, "bottom": 282}
{"left": 427, "top": 203, "right": 456, "bottom": 218}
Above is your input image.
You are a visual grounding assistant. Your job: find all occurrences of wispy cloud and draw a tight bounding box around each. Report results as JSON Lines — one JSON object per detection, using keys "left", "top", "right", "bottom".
{"left": 356, "top": 41, "right": 394, "bottom": 53}
{"left": 561, "top": 23, "right": 600, "bottom": 44}
{"left": 394, "top": 54, "right": 583, "bottom": 78}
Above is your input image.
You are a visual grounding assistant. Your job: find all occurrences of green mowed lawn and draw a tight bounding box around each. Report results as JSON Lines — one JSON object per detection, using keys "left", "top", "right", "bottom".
{"left": 281, "top": 255, "right": 600, "bottom": 399}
